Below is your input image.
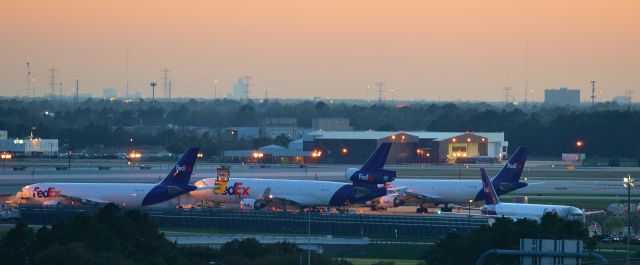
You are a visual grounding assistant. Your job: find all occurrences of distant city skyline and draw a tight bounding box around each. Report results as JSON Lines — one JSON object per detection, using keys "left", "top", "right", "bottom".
{"left": 1, "top": 1, "right": 638, "bottom": 102}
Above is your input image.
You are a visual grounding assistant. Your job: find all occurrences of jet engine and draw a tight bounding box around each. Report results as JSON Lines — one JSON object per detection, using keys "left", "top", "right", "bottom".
{"left": 239, "top": 198, "right": 267, "bottom": 210}
{"left": 43, "top": 200, "right": 62, "bottom": 206}
{"left": 377, "top": 195, "right": 402, "bottom": 208}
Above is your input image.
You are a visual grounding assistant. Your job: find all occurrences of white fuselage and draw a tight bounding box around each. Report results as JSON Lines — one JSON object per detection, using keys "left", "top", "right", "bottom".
{"left": 482, "top": 203, "right": 586, "bottom": 222}
{"left": 393, "top": 179, "right": 483, "bottom": 204}
{"left": 190, "top": 178, "right": 349, "bottom": 207}
{"left": 16, "top": 183, "right": 155, "bottom": 207}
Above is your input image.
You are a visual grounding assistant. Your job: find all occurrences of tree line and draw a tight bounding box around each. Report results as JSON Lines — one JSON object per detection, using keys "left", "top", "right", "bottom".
{"left": 1, "top": 98, "right": 639, "bottom": 159}
{"left": 0, "top": 204, "right": 352, "bottom": 265}
{"left": 424, "top": 214, "right": 594, "bottom": 265}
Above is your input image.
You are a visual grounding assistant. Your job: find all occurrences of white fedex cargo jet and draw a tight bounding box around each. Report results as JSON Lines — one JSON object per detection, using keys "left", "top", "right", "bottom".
{"left": 189, "top": 143, "right": 398, "bottom": 210}
{"left": 479, "top": 167, "right": 585, "bottom": 223}
{"left": 13, "top": 147, "right": 202, "bottom": 207}
{"left": 385, "top": 147, "right": 530, "bottom": 213}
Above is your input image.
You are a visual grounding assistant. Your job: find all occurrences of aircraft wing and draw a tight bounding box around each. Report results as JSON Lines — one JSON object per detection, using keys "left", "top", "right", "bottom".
{"left": 387, "top": 186, "right": 408, "bottom": 195}
{"left": 59, "top": 194, "right": 111, "bottom": 205}
{"left": 194, "top": 185, "right": 219, "bottom": 191}
{"left": 260, "top": 187, "right": 320, "bottom": 207}
{"left": 401, "top": 191, "right": 443, "bottom": 203}
{"left": 267, "top": 195, "right": 313, "bottom": 206}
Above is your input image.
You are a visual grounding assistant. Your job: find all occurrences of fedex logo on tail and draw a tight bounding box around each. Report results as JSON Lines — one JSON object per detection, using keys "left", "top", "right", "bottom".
{"left": 218, "top": 182, "right": 250, "bottom": 196}
{"left": 32, "top": 187, "right": 60, "bottom": 198}
{"left": 507, "top": 162, "right": 523, "bottom": 169}
{"left": 173, "top": 165, "right": 193, "bottom": 177}
{"left": 358, "top": 173, "right": 374, "bottom": 181}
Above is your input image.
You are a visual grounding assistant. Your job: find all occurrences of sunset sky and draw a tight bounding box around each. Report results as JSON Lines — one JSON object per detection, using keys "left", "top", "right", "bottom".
{"left": 1, "top": 0, "right": 638, "bottom": 101}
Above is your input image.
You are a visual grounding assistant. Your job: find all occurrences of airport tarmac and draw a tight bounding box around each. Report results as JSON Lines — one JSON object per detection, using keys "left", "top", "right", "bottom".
{"left": 0, "top": 163, "right": 638, "bottom": 199}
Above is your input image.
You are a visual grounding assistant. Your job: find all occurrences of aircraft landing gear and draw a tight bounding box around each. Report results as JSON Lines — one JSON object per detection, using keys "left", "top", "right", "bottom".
{"left": 441, "top": 204, "right": 453, "bottom": 212}
{"left": 416, "top": 203, "right": 428, "bottom": 213}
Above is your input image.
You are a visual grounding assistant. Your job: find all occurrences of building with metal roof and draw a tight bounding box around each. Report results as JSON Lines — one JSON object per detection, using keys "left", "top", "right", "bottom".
{"left": 302, "top": 130, "right": 507, "bottom": 164}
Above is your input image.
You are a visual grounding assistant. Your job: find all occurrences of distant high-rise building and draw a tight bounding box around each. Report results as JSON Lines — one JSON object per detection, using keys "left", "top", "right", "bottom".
{"left": 232, "top": 77, "right": 249, "bottom": 101}
{"left": 544, "top": 87, "right": 580, "bottom": 106}
{"left": 103, "top": 88, "right": 117, "bottom": 99}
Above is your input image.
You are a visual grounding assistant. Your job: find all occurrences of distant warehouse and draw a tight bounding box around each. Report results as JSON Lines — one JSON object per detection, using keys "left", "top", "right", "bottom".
{"left": 224, "top": 130, "right": 508, "bottom": 164}
{"left": 0, "top": 130, "right": 59, "bottom": 157}
{"left": 301, "top": 131, "right": 507, "bottom": 164}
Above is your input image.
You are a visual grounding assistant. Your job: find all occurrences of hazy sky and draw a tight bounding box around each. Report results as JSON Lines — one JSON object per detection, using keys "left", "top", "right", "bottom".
{"left": 1, "top": 0, "right": 638, "bottom": 101}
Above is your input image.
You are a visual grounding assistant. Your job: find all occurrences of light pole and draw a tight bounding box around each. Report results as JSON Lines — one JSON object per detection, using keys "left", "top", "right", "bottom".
{"left": 308, "top": 209, "right": 311, "bottom": 265}
{"left": 576, "top": 140, "right": 584, "bottom": 162}
{"left": 213, "top": 80, "right": 218, "bottom": 100}
{"left": 468, "top": 199, "right": 473, "bottom": 229}
{"left": 623, "top": 175, "right": 635, "bottom": 265}
{"left": 67, "top": 149, "right": 72, "bottom": 170}
{"left": 150, "top": 82, "right": 157, "bottom": 102}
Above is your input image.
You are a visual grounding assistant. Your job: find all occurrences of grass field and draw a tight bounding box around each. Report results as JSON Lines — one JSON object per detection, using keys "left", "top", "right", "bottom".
{"left": 344, "top": 258, "right": 422, "bottom": 265}
{"left": 330, "top": 244, "right": 427, "bottom": 260}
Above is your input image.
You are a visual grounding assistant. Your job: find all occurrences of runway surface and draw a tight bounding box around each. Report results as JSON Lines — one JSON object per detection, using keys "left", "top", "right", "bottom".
{"left": 1, "top": 163, "right": 638, "bottom": 199}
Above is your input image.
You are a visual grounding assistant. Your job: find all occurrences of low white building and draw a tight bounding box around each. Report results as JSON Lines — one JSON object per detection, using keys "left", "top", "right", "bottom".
{"left": 0, "top": 137, "right": 59, "bottom": 156}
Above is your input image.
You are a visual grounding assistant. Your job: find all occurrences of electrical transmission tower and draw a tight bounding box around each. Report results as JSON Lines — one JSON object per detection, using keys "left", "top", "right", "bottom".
{"left": 590, "top": 81, "right": 596, "bottom": 106}
{"left": 162, "top": 68, "right": 170, "bottom": 99}
{"left": 244, "top": 76, "right": 252, "bottom": 101}
{"left": 49, "top": 67, "right": 57, "bottom": 96}
{"left": 26, "top": 62, "right": 31, "bottom": 97}
{"left": 376, "top": 81, "right": 385, "bottom": 104}
{"left": 504, "top": 87, "right": 512, "bottom": 106}
{"left": 75, "top": 80, "right": 79, "bottom": 106}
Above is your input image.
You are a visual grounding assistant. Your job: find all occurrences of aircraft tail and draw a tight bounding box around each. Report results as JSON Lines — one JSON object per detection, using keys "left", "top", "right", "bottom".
{"left": 480, "top": 168, "right": 500, "bottom": 205}
{"left": 160, "top": 147, "right": 199, "bottom": 186}
{"left": 491, "top": 147, "right": 529, "bottom": 195}
{"left": 349, "top": 143, "right": 396, "bottom": 185}
{"left": 360, "top": 142, "right": 392, "bottom": 171}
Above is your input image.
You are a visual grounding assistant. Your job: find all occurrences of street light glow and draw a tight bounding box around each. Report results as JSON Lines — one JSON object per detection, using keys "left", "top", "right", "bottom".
{"left": 128, "top": 151, "right": 141, "bottom": 159}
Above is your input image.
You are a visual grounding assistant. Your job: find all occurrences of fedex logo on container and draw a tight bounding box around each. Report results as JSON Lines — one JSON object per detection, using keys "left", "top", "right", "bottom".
{"left": 222, "top": 182, "right": 250, "bottom": 196}
{"left": 32, "top": 187, "right": 61, "bottom": 198}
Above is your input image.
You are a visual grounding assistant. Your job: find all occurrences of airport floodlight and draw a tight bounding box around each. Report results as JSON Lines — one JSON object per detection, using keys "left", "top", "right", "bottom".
{"left": 576, "top": 140, "right": 584, "bottom": 147}
{"left": 623, "top": 175, "right": 635, "bottom": 188}
{"left": 624, "top": 174, "right": 635, "bottom": 264}
{"left": 341, "top": 148, "right": 348, "bottom": 154}
{"left": 128, "top": 151, "right": 141, "bottom": 159}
